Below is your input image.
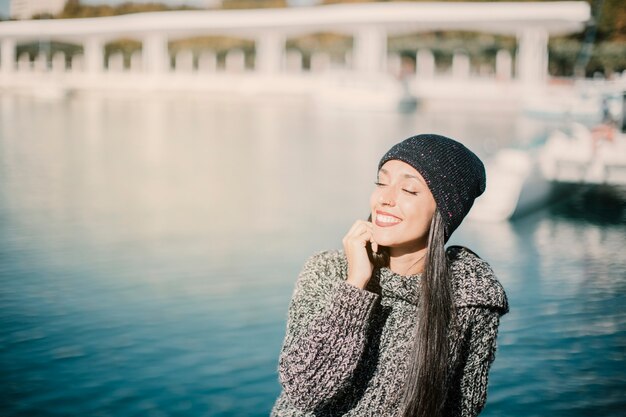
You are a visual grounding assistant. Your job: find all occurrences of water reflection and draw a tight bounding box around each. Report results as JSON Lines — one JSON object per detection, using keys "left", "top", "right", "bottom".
{"left": 0, "top": 94, "right": 624, "bottom": 417}
{"left": 463, "top": 190, "right": 625, "bottom": 417}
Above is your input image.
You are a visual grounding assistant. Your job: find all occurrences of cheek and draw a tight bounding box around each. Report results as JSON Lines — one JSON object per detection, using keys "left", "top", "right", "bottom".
{"left": 369, "top": 190, "right": 379, "bottom": 210}
{"left": 402, "top": 199, "right": 435, "bottom": 231}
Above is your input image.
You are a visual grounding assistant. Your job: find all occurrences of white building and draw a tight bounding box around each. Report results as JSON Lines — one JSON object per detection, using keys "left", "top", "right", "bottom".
{"left": 0, "top": 1, "right": 592, "bottom": 104}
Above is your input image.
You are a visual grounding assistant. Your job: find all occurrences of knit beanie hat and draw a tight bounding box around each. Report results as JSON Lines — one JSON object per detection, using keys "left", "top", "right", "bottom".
{"left": 378, "top": 134, "right": 486, "bottom": 242}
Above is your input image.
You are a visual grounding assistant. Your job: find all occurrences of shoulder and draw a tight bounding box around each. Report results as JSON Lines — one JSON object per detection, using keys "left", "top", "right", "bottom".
{"left": 294, "top": 249, "right": 348, "bottom": 294}
{"left": 447, "top": 245, "right": 509, "bottom": 315}
{"left": 302, "top": 249, "right": 348, "bottom": 277}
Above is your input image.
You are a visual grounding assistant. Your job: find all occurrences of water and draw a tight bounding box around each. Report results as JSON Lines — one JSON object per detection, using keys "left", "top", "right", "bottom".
{"left": 0, "top": 93, "right": 624, "bottom": 417}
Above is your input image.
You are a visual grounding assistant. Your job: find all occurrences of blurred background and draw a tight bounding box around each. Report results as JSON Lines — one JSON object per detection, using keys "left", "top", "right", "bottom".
{"left": 1, "top": 1, "right": 625, "bottom": 417}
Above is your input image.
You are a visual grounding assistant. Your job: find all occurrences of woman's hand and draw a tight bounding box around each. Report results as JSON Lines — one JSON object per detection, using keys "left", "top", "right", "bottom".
{"left": 342, "top": 220, "right": 378, "bottom": 289}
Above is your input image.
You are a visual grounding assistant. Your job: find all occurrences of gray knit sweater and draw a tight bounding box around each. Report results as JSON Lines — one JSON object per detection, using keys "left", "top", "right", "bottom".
{"left": 271, "top": 247, "right": 508, "bottom": 417}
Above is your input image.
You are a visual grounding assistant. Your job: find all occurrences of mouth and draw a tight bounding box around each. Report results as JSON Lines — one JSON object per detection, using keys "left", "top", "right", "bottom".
{"left": 374, "top": 210, "right": 402, "bottom": 227}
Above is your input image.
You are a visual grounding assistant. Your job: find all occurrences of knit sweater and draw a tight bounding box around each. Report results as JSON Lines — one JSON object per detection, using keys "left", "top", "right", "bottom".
{"left": 271, "top": 247, "right": 508, "bottom": 417}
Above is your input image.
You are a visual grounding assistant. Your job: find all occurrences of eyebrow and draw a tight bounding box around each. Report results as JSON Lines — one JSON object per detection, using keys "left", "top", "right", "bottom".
{"left": 379, "top": 168, "right": 426, "bottom": 186}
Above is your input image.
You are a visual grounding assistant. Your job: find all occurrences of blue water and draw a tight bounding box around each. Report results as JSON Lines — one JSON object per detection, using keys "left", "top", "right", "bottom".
{"left": 0, "top": 94, "right": 624, "bottom": 417}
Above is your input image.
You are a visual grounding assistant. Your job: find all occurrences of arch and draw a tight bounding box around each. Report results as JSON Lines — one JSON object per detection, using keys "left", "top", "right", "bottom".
{"left": 285, "top": 31, "right": 352, "bottom": 71}
{"left": 388, "top": 31, "right": 516, "bottom": 77}
{"left": 14, "top": 40, "right": 83, "bottom": 72}
{"left": 104, "top": 38, "right": 142, "bottom": 71}
{"left": 169, "top": 35, "right": 255, "bottom": 71}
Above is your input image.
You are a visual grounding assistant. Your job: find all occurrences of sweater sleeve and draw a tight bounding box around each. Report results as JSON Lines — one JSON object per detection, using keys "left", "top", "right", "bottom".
{"left": 277, "top": 251, "right": 380, "bottom": 412}
{"left": 458, "top": 307, "right": 502, "bottom": 417}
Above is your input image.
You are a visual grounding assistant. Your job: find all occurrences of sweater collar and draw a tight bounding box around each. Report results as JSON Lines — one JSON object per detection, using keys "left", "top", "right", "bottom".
{"left": 363, "top": 247, "right": 508, "bottom": 313}
{"left": 339, "top": 247, "right": 508, "bottom": 312}
{"left": 447, "top": 246, "right": 509, "bottom": 313}
{"left": 372, "top": 267, "right": 422, "bottom": 305}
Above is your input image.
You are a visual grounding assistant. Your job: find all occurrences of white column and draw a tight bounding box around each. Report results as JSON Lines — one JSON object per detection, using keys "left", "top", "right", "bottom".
{"left": 225, "top": 49, "right": 245, "bottom": 72}
{"left": 17, "top": 53, "right": 31, "bottom": 72}
{"left": 516, "top": 27, "right": 548, "bottom": 85}
{"left": 143, "top": 32, "right": 169, "bottom": 74}
{"left": 107, "top": 52, "right": 124, "bottom": 72}
{"left": 256, "top": 31, "right": 285, "bottom": 74}
{"left": 34, "top": 52, "right": 48, "bottom": 72}
{"left": 416, "top": 49, "right": 435, "bottom": 79}
{"left": 496, "top": 49, "right": 512, "bottom": 80}
{"left": 175, "top": 50, "right": 194, "bottom": 73}
{"left": 353, "top": 26, "right": 387, "bottom": 73}
{"left": 452, "top": 52, "right": 470, "bottom": 79}
{"left": 84, "top": 37, "right": 104, "bottom": 74}
{"left": 51, "top": 51, "right": 66, "bottom": 72}
{"left": 1, "top": 38, "right": 16, "bottom": 74}
{"left": 310, "top": 52, "right": 330, "bottom": 73}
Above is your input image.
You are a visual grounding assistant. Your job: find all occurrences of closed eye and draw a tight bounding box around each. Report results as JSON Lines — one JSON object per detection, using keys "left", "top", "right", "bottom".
{"left": 403, "top": 189, "right": 418, "bottom": 195}
{"left": 374, "top": 182, "right": 387, "bottom": 187}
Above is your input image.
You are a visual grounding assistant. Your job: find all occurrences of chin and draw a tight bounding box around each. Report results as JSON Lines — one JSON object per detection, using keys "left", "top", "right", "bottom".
{"left": 380, "top": 241, "right": 405, "bottom": 249}
{"left": 376, "top": 240, "right": 396, "bottom": 248}
{"left": 373, "top": 234, "right": 402, "bottom": 248}
{"left": 375, "top": 230, "right": 423, "bottom": 251}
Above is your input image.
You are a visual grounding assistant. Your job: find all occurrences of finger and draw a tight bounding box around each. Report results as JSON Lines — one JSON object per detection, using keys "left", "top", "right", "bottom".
{"left": 347, "top": 228, "right": 373, "bottom": 248}
{"left": 371, "top": 240, "right": 378, "bottom": 253}
{"left": 347, "top": 219, "right": 366, "bottom": 236}
{"left": 347, "top": 220, "right": 371, "bottom": 238}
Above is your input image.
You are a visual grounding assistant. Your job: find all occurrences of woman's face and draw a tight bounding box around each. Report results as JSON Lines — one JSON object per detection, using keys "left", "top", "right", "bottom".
{"left": 369, "top": 160, "right": 437, "bottom": 252}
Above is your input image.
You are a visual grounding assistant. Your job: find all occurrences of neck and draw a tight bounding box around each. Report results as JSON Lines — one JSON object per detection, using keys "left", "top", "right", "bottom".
{"left": 389, "top": 245, "right": 428, "bottom": 276}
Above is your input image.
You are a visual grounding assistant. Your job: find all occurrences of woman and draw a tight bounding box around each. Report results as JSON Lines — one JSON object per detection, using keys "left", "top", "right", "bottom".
{"left": 271, "top": 134, "right": 508, "bottom": 417}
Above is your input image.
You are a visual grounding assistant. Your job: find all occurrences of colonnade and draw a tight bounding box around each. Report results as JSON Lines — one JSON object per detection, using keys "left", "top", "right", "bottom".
{"left": 0, "top": 2, "right": 589, "bottom": 86}
{"left": 1, "top": 27, "right": 539, "bottom": 83}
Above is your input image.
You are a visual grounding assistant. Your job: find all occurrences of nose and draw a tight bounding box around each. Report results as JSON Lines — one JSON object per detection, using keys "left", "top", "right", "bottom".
{"left": 378, "top": 187, "right": 396, "bottom": 207}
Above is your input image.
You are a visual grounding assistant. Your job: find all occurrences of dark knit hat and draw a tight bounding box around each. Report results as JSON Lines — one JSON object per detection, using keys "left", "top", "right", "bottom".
{"left": 378, "top": 134, "right": 486, "bottom": 242}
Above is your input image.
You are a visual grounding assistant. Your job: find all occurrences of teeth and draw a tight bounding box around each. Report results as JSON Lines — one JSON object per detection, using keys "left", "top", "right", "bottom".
{"left": 377, "top": 214, "right": 401, "bottom": 223}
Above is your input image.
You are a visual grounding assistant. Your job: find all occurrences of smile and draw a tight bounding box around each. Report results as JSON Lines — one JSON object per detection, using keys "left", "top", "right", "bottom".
{"left": 375, "top": 211, "right": 402, "bottom": 227}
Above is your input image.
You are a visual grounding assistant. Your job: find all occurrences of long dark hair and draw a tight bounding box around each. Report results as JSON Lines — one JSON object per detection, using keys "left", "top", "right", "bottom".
{"left": 367, "top": 209, "right": 453, "bottom": 417}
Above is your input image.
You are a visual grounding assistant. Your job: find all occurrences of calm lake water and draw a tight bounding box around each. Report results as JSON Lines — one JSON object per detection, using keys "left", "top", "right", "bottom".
{"left": 1, "top": 93, "right": 624, "bottom": 417}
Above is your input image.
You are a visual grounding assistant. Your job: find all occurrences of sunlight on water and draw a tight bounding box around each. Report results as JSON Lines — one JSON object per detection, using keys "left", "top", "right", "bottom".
{"left": 0, "top": 94, "right": 624, "bottom": 417}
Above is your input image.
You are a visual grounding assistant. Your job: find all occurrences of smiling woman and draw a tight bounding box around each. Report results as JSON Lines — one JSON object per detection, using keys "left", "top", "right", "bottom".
{"left": 369, "top": 160, "right": 437, "bottom": 261}
{"left": 271, "top": 134, "right": 509, "bottom": 417}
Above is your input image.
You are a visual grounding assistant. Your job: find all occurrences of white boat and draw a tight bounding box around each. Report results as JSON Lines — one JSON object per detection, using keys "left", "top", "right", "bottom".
{"left": 468, "top": 148, "right": 553, "bottom": 222}
{"left": 522, "top": 90, "right": 603, "bottom": 122}
{"left": 471, "top": 86, "right": 626, "bottom": 222}
{"left": 539, "top": 123, "right": 626, "bottom": 185}
{"left": 469, "top": 123, "right": 626, "bottom": 223}
{"left": 522, "top": 80, "right": 624, "bottom": 123}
